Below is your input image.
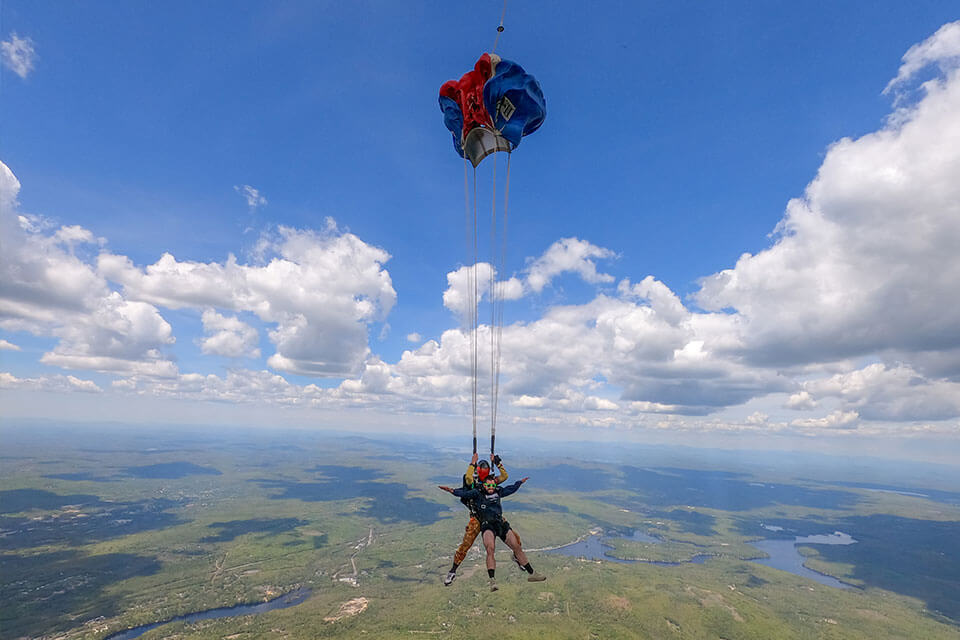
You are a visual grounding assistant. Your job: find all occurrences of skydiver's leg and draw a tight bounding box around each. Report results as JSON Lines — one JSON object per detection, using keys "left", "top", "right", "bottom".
{"left": 451, "top": 517, "right": 480, "bottom": 571}
{"left": 482, "top": 529, "right": 497, "bottom": 572}
{"left": 511, "top": 530, "right": 523, "bottom": 569}
{"left": 504, "top": 529, "right": 528, "bottom": 566}
{"left": 505, "top": 529, "right": 545, "bottom": 581}
{"left": 482, "top": 529, "right": 498, "bottom": 591}
{"left": 445, "top": 517, "right": 481, "bottom": 585}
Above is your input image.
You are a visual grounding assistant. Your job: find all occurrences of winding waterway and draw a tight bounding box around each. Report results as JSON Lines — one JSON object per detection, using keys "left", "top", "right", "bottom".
{"left": 546, "top": 527, "right": 858, "bottom": 590}
{"left": 546, "top": 530, "right": 711, "bottom": 566}
{"left": 748, "top": 531, "right": 857, "bottom": 589}
{"left": 103, "top": 586, "right": 311, "bottom": 640}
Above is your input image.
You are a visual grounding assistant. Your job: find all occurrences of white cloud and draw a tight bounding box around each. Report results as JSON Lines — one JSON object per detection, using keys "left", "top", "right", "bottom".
{"left": 54, "top": 225, "right": 102, "bottom": 247}
{"left": 694, "top": 33, "right": 960, "bottom": 375}
{"left": 618, "top": 276, "right": 687, "bottom": 326}
{"left": 235, "top": 184, "right": 267, "bottom": 210}
{"left": 885, "top": 21, "right": 960, "bottom": 95}
{"left": 325, "top": 32, "right": 960, "bottom": 429}
{"left": 5, "top": 24, "right": 960, "bottom": 441}
{"left": 324, "top": 291, "right": 788, "bottom": 418}
{"left": 101, "top": 224, "right": 395, "bottom": 377}
{"left": 38, "top": 292, "right": 177, "bottom": 378}
{"left": 114, "top": 369, "right": 306, "bottom": 405}
{"left": 0, "top": 372, "right": 101, "bottom": 393}
{"left": 0, "top": 339, "right": 20, "bottom": 351}
{"left": 785, "top": 390, "right": 817, "bottom": 410}
{"left": 513, "top": 394, "right": 545, "bottom": 408}
{"left": 1, "top": 162, "right": 177, "bottom": 378}
{"left": 1, "top": 33, "right": 36, "bottom": 79}
{"left": 790, "top": 410, "right": 860, "bottom": 430}
{"left": 584, "top": 396, "right": 618, "bottom": 411}
{"left": 525, "top": 237, "right": 615, "bottom": 293}
{"left": 198, "top": 309, "right": 260, "bottom": 358}
{"left": 801, "top": 363, "right": 960, "bottom": 421}
{"left": 442, "top": 262, "right": 523, "bottom": 319}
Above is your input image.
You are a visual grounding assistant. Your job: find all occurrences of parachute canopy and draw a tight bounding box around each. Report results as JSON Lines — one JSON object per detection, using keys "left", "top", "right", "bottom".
{"left": 439, "top": 53, "right": 546, "bottom": 167}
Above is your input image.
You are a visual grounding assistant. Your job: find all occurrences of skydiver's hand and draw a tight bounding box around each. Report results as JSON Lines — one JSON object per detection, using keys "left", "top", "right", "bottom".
{"left": 438, "top": 486, "right": 454, "bottom": 493}
{"left": 492, "top": 454, "right": 502, "bottom": 466}
{"left": 471, "top": 452, "right": 479, "bottom": 465}
{"left": 519, "top": 477, "right": 530, "bottom": 484}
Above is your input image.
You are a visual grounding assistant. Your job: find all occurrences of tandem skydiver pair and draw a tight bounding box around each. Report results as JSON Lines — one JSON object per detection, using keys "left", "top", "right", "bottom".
{"left": 438, "top": 453, "right": 545, "bottom": 592}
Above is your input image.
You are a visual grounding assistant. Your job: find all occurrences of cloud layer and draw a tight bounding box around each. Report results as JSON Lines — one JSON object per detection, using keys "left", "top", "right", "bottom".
{"left": 3, "top": 22, "right": 960, "bottom": 439}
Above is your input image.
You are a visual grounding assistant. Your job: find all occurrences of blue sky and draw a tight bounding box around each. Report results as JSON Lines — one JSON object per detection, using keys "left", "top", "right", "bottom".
{"left": 2, "top": 2, "right": 959, "bottom": 462}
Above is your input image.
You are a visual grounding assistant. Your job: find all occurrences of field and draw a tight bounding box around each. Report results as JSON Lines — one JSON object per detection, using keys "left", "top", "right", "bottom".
{"left": 2, "top": 424, "right": 959, "bottom": 639}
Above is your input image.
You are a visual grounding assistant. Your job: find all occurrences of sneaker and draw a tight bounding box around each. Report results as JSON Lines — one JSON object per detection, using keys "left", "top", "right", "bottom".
{"left": 512, "top": 554, "right": 524, "bottom": 571}
{"left": 527, "top": 572, "right": 546, "bottom": 582}
{"left": 489, "top": 578, "right": 498, "bottom": 592}
{"left": 443, "top": 571, "right": 456, "bottom": 586}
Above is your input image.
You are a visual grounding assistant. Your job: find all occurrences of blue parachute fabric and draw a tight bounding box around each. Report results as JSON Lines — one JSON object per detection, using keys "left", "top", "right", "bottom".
{"left": 482, "top": 58, "right": 546, "bottom": 149}
{"left": 438, "top": 94, "right": 465, "bottom": 157}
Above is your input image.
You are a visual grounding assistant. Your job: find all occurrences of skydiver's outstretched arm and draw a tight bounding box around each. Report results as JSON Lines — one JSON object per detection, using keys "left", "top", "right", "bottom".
{"left": 450, "top": 486, "right": 481, "bottom": 500}
{"left": 497, "top": 477, "right": 529, "bottom": 499}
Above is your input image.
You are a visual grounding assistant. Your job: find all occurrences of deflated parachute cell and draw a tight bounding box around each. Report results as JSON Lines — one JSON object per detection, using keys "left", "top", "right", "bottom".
{"left": 438, "top": 90, "right": 465, "bottom": 157}
{"left": 483, "top": 58, "right": 546, "bottom": 149}
{"left": 438, "top": 53, "right": 545, "bottom": 167}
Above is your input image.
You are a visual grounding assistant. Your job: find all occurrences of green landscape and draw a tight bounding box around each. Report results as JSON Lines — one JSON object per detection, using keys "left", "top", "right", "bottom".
{"left": 2, "top": 424, "right": 958, "bottom": 639}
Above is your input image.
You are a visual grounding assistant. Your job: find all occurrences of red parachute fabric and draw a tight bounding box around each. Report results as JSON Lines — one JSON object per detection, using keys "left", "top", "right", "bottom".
{"left": 439, "top": 53, "right": 494, "bottom": 139}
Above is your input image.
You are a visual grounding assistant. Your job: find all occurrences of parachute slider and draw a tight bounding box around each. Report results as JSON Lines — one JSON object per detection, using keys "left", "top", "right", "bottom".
{"left": 463, "top": 127, "right": 512, "bottom": 168}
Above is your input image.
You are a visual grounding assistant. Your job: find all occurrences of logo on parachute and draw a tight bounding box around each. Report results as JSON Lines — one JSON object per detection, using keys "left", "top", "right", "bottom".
{"left": 497, "top": 96, "right": 516, "bottom": 122}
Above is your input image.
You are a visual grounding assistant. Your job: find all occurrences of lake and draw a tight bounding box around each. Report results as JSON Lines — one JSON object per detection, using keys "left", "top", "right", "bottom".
{"left": 546, "top": 529, "right": 710, "bottom": 566}
{"left": 748, "top": 531, "right": 857, "bottom": 589}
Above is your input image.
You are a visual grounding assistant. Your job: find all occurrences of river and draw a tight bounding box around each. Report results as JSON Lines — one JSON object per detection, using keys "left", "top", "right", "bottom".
{"left": 103, "top": 586, "right": 311, "bottom": 640}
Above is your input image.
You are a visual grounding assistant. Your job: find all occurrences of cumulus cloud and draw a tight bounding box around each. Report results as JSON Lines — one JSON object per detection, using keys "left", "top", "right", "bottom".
{"left": 322, "top": 289, "right": 788, "bottom": 418}
{"left": 1, "top": 162, "right": 177, "bottom": 378}
{"left": 443, "top": 238, "right": 615, "bottom": 322}
{"left": 5, "top": 24, "right": 960, "bottom": 440}
{"left": 525, "top": 237, "right": 615, "bottom": 293}
{"left": 442, "top": 262, "right": 523, "bottom": 319}
{"left": 333, "top": 27, "right": 960, "bottom": 429}
{"left": 0, "top": 372, "right": 101, "bottom": 393}
{"left": 0, "top": 339, "right": 20, "bottom": 351}
{"left": 885, "top": 21, "right": 960, "bottom": 95}
{"left": 198, "top": 310, "right": 260, "bottom": 358}
{"left": 101, "top": 224, "right": 395, "bottom": 376}
{"left": 235, "top": 184, "right": 267, "bottom": 210}
{"left": 512, "top": 394, "right": 545, "bottom": 408}
{"left": 785, "top": 390, "right": 817, "bottom": 410}
{"left": 801, "top": 363, "right": 960, "bottom": 421}
{"left": 113, "top": 368, "right": 312, "bottom": 405}
{"left": 38, "top": 292, "right": 177, "bottom": 377}
{"left": 694, "top": 27, "right": 960, "bottom": 374}
{"left": 790, "top": 410, "right": 860, "bottom": 430}
{"left": 1, "top": 33, "right": 36, "bottom": 79}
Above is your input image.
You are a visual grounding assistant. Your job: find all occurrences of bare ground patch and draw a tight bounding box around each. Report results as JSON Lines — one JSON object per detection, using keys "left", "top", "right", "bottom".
{"left": 324, "top": 596, "right": 369, "bottom": 622}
